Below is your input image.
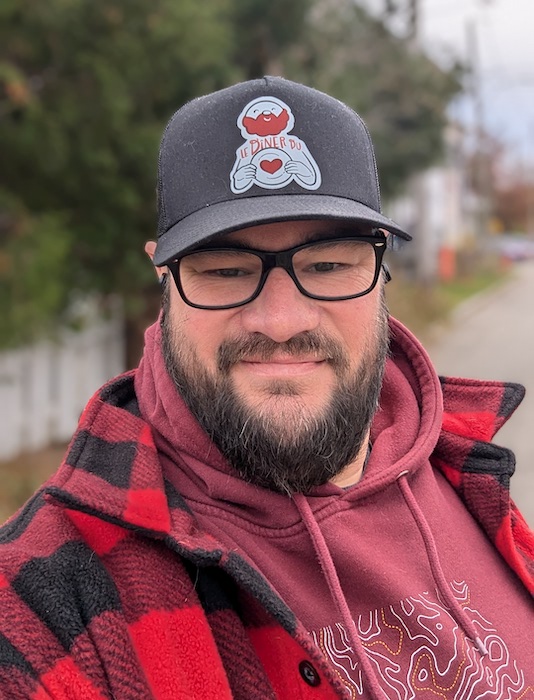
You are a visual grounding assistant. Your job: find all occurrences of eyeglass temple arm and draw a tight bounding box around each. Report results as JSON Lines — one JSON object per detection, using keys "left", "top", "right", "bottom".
{"left": 382, "top": 263, "right": 392, "bottom": 284}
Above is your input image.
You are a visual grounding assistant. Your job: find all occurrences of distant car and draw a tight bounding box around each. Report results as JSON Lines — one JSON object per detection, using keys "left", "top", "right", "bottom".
{"left": 493, "top": 235, "right": 534, "bottom": 262}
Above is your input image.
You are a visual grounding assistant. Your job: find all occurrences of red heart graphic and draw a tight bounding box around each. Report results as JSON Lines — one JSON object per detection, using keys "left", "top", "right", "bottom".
{"left": 260, "top": 158, "right": 283, "bottom": 174}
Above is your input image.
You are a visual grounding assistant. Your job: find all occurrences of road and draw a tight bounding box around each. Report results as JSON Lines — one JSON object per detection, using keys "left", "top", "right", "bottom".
{"left": 427, "top": 260, "right": 534, "bottom": 528}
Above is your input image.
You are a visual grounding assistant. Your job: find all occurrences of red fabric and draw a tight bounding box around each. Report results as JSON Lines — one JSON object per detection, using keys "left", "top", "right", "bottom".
{"left": 0, "top": 318, "right": 532, "bottom": 698}
{"left": 37, "top": 657, "right": 107, "bottom": 700}
{"left": 129, "top": 608, "right": 233, "bottom": 699}
{"left": 496, "top": 510, "right": 534, "bottom": 595}
{"left": 250, "top": 626, "right": 340, "bottom": 699}
{"left": 441, "top": 410, "right": 496, "bottom": 441}
{"left": 124, "top": 488, "right": 171, "bottom": 531}
{"left": 67, "top": 510, "right": 127, "bottom": 556}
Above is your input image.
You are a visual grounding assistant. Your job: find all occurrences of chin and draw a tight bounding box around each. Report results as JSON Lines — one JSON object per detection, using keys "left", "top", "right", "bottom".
{"left": 246, "top": 391, "right": 329, "bottom": 422}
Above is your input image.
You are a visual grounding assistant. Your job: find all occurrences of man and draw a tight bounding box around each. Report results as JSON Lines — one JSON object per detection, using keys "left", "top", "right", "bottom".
{"left": 0, "top": 77, "right": 532, "bottom": 699}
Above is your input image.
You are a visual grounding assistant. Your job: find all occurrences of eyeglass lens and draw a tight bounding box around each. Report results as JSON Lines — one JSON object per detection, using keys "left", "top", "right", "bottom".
{"left": 177, "top": 239, "right": 380, "bottom": 308}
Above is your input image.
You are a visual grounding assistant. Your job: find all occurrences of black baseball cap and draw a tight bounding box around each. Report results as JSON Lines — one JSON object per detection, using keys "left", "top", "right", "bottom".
{"left": 153, "top": 76, "right": 411, "bottom": 266}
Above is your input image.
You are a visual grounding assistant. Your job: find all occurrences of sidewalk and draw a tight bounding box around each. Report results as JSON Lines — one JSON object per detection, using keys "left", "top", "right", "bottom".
{"left": 427, "top": 261, "right": 534, "bottom": 527}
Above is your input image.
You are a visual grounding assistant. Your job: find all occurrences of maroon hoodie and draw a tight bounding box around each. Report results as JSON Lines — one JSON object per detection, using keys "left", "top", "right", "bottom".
{"left": 136, "top": 317, "right": 534, "bottom": 698}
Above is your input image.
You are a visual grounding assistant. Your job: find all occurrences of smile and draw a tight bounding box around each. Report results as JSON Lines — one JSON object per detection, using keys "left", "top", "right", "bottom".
{"left": 239, "top": 358, "right": 327, "bottom": 377}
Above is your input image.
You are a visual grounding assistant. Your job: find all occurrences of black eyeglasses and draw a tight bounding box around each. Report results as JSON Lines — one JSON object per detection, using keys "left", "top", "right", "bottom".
{"left": 167, "top": 234, "right": 388, "bottom": 310}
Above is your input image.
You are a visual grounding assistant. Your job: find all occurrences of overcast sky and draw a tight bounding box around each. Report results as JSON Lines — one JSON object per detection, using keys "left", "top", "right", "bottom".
{"left": 422, "top": 0, "right": 534, "bottom": 166}
{"left": 362, "top": 0, "right": 534, "bottom": 167}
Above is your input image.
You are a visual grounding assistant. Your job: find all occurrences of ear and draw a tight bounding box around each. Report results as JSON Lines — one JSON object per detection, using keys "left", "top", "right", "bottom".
{"left": 144, "top": 241, "right": 167, "bottom": 281}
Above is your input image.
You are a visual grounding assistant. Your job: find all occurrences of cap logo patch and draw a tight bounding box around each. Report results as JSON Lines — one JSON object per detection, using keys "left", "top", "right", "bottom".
{"left": 230, "top": 96, "right": 322, "bottom": 193}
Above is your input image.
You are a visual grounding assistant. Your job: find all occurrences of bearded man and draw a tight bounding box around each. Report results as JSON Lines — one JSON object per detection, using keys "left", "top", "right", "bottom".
{"left": 1, "top": 77, "right": 532, "bottom": 700}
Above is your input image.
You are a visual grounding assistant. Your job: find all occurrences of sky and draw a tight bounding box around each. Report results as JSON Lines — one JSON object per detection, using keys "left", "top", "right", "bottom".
{"left": 362, "top": 0, "right": 534, "bottom": 168}
{"left": 422, "top": 0, "right": 534, "bottom": 166}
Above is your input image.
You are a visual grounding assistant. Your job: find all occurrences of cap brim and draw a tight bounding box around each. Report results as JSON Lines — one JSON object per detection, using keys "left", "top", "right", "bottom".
{"left": 153, "top": 194, "right": 411, "bottom": 266}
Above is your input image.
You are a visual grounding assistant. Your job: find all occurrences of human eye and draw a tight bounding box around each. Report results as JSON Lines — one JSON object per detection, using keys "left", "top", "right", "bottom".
{"left": 207, "top": 267, "right": 250, "bottom": 278}
{"left": 299, "top": 242, "right": 358, "bottom": 274}
{"left": 184, "top": 251, "right": 259, "bottom": 279}
{"left": 307, "top": 261, "right": 347, "bottom": 273}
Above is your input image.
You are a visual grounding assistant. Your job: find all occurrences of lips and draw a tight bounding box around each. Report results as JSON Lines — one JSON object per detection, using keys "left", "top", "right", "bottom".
{"left": 217, "top": 332, "right": 346, "bottom": 374}
{"left": 239, "top": 358, "right": 327, "bottom": 378}
{"left": 242, "top": 354, "right": 325, "bottom": 364}
{"left": 244, "top": 359, "right": 321, "bottom": 364}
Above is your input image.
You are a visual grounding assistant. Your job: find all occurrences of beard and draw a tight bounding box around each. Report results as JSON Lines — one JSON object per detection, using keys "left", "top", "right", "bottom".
{"left": 242, "top": 109, "right": 290, "bottom": 136}
{"left": 161, "top": 284, "right": 389, "bottom": 494}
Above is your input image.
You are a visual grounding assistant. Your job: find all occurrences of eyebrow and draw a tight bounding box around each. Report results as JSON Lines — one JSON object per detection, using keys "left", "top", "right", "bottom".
{"left": 195, "top": 227, "right": 375, "bottom": 252}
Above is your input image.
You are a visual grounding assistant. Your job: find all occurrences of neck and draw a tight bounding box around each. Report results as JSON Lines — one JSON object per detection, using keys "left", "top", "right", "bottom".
{"left": 329, "top": 430, "right": 370, "bottom": 489}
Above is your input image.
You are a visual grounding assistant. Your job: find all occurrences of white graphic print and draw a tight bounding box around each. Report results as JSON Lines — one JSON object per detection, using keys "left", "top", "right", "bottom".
{"left": 311, "top": 582, "right": 530, "bottom": 699}
{"left": 230, "top": 96, "right": 321, "bottom": 193}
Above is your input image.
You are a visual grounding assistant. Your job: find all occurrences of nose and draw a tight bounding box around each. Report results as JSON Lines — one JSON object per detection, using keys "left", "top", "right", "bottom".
{"left": 239, "top": 268, "right": 321, "bottom": 342}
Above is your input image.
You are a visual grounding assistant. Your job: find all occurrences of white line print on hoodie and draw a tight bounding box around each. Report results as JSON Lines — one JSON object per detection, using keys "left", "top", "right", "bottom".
{"left": 311, "top": 581, "right": 529, "bottom": 699}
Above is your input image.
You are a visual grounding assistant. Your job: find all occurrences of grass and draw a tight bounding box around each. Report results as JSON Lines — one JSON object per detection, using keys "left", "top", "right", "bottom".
{"left": 387, "top": 260, "right": 508, "bottom": 342}
{"left": 0, "top": 444, "right": 67, "bottom": 525}
{"left": 439, "top": 268, "right": 506, "bottom": 308}
{"left": 0, "top": 257, "right": 509, "bottom": 524}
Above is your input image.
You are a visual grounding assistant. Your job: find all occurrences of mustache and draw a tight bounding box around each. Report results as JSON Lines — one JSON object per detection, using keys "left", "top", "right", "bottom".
{"left": 242, "top": 110, "right": 289, "bottom": 136}
{"left": 217, "top": 331, "right": 349, "bottom": 373}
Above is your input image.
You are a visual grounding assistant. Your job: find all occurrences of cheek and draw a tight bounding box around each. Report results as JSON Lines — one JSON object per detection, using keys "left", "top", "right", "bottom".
{"left": 185, "top": 317, "right": 222, "bottom": 368}
{"left": 329, "top": 295, "right": 382, "bottom": 358}
{"left": 169, "top": 295, "right": 235, "bottom": 371}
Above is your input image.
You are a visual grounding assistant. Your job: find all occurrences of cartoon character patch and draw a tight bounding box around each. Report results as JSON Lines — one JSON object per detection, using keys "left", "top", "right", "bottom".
{"left": 230, "top": 96, "right": 322, "bottom": 193}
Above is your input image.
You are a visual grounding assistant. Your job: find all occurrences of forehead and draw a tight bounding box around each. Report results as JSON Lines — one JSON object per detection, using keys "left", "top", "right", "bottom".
{"left": 211, "top": 219, "right": 362, "bottom": 251}
{"left": 244, "top": 98, "right": 285, "bottom": 116}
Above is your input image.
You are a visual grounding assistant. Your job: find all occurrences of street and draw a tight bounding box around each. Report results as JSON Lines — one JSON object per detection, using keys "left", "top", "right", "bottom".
{"left": 427, "top": 260, "right": 534, "bottom": 527}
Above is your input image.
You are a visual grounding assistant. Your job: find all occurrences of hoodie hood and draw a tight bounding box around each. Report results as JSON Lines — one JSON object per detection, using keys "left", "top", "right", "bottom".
{"left": 134, "top": 316, "right": 443, "bottom": 516}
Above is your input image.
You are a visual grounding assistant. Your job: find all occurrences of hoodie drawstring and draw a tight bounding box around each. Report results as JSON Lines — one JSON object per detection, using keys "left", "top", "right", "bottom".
{"left": 293, "top": 493, "right": 387, "bottom": 700}
{"left": 396, "top": 472, "right": 488, "bottom": 656}
{"left": 293, "top": 476, "right": 488, "bottom": 699}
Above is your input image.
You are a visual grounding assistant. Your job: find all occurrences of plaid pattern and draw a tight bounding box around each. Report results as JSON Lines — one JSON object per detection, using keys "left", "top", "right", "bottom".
{"left": 0, "top": 372, "right": 532, "bottom": 698}
{"left": 432, "top": 376, "right": 534, "bottom": 594}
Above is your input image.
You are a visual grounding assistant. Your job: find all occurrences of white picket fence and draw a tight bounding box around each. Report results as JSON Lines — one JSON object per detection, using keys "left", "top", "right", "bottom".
{"left": 0, "top": 308, "right": 125, "bottom": 461}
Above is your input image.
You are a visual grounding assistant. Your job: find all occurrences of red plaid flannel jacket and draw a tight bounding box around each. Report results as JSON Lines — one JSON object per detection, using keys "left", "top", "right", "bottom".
{"left": 0, "top": 372, "right": 532, "bottom": 699}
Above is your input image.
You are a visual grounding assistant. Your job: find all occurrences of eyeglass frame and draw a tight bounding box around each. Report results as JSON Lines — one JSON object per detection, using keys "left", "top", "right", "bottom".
{"left": 166, "top": 232, "right": 390, "bottom": 310}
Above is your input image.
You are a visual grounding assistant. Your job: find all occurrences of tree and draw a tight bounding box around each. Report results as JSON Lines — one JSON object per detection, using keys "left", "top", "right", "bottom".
{"left": 0, "top": 0, "right": 461, "bottom": 360}
{"left": 229, "top": 0, "right": 311, "bottom": 78}
{"left": 279, "top": 0, "right": 461, "bottom": 197}
{"left": 493, "top": 175, "right": 534, "bottom": 233}
{"left": 0, "top": 0, "right": 236, "bottom": 356}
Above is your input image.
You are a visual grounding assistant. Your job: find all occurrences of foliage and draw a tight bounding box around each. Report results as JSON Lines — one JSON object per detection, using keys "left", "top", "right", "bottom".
{"left": 492, "top": 177, "right": 534, "bottom": 233}
{"left": 229, "top": 0, "right": 311, "bottom": 78}
{"left": 280, "top": 0, "right": 461, "bottom": 197}
{"left": 0, "top": 192, "right": 72, "bottom": 347}
{"left": 0, "top": 0, "right": 462, "bottom": 355}
{"left": 0, "top": 0, "right": 237, "bottom": 350}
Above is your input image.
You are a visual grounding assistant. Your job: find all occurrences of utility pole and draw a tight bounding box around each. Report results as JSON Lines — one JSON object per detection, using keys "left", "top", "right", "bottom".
{"left": 406, "top": 0, "right": 434, "bottom": 284}
{"left": 527, "top": 176, "right": 534, "bottom": 236}
{"left": 466, "top": 18, "right": 490, "bottom": 244}
{"left": 384, "top": 0, "right": 397, "bottom": 16}
{"left": 407, "top": 0, "right": 420, "bottom": 43}
{"left": 526, "top": 121, "right": 534, "bottom": 236}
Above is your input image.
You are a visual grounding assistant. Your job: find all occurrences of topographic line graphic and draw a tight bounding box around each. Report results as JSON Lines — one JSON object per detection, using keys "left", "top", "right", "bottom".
{"left": 310, "top": 583, "right": 530, "bottom": 699}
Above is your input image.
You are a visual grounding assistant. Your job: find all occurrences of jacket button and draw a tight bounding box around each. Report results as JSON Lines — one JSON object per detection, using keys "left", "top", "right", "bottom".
{"left": 299, "top": 660, "right": 321, "bottom": 687}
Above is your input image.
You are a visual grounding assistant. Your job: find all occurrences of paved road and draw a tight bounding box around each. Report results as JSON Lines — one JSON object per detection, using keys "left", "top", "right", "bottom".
{"left": 427, "top": 260, "right": 534, "bottom": 527}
